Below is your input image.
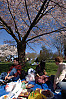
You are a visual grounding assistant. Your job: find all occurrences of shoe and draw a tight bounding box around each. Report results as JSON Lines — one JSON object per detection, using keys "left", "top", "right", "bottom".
{"left": 55, "top": 89, "right": 61, "bottom": 94}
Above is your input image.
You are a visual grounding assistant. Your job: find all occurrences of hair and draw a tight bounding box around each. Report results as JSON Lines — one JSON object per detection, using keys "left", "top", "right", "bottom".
{"left": 14, "top": 58, "right": 18, "bottom": 61}
{"left": 40, "top": 60, "right": 45, "bottom": 70}
{"left": 55, "top": 56, "right": 63, "bottom": 63}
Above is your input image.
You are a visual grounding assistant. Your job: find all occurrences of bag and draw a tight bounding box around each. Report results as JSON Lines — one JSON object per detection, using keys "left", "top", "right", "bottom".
{"left": 28, "top": 90, "right": 47, "bottom": 99}
{"left": 5, "top": 82, "right": 16, "bottom": 92}
{"left": 28, "top": 68, "right": 35, "bottom": 74}
{"left": 25, "top": 73, "right": 35, "bottom": 82}
{"left": 0, "top": 72, "right": 7, "bottom": 80}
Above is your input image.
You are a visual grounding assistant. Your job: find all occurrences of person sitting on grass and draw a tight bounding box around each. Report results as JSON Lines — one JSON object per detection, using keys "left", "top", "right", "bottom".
{"left": 54, "top": 56, "right": 66, "bottom": 91}
{"left": 35, "top": 60, "right": 55, "bottom": 92}
{"left": 5, "top": 58, "right": 22, "bottom": 81}
{"left": 35, "top": 60, "right": 49, "bottom": 84}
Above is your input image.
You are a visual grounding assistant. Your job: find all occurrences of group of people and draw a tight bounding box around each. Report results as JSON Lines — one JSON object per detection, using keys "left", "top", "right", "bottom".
{"left": 0, "top": 57, "right": 66, "bottom": 93}
{"left": 36, "top": 57, "right": 66, "bottom": 91}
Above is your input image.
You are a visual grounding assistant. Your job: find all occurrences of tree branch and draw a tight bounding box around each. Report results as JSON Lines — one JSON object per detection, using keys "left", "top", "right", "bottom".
{"left": 35, "top": 5, "right": 56, "bottom": 24}
{"left": 7, "top": 0, "right": 21, "bottom": 41}
{"left": 27, "top": 43, "right": 37, "bottom": 53}
{"left": 27, "top": 27, "right": 66, "bottom": 42}
{"left": 50, "top": 13, "right": 64, "bottom": 27}
{"left": 25, "top": 0, "right": 31, "bottom": 24}
{"left": 0, "top": 16, "right": 19, "bottom": 43}
{"left": 51, "top": 0, "right": 66, "bottom": 9}
{"left": 43, "top": 0, "right": 50, "bottom": 13}
{"left": 22, "top": 0, "right": 48, "bottom": 41}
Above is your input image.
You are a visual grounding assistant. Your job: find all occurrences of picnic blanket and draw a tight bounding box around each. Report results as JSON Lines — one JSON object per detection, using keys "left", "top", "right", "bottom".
{"left": 0, "top": 80, "right": 62, "bottom": 99}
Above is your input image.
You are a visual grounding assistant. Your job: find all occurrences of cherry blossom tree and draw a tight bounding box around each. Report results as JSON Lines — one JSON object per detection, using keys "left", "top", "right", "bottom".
{"left": 0, "top": 44, "right": 17, "bottom": 60}
{"left": 45, "top": 31, "right": 66, "bottom": 57}
{"left": 0, "top": 0, "right": 66, "bottom": 66}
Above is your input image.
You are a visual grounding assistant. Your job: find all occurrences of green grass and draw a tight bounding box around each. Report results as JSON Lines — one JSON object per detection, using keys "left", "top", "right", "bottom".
{"left": 0, "top": 62, "right": 13, "bottom": 74}
{"left": 0, "top": 62, "right": 58, "bottom": 76}
{"left": 24, "top": 62, "right": 58, "bottom": 76}
{"left": 45, "top": 62, "right": 58, "bottom": 76}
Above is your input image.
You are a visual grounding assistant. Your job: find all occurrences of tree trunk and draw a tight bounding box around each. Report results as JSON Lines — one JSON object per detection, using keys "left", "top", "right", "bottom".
{"left": 17, "top": 41, "right": 26, "bottom": 67}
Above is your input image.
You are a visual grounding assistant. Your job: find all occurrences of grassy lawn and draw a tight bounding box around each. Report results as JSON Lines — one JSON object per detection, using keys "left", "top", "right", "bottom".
{"left": 0, "top": 62, "right": 58, "bottom": 76}
{"left": 23, "top": 62, "right": 58, "bottom": 76}
{"left": 45, "top": 62, "right": 58, "bottom": 76}
{"left": 0, "top": 62, "right": 13, "bottom": 74}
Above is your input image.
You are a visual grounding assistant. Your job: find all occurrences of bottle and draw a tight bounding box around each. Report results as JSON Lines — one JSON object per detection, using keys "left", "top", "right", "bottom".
{"left": 21, "top": 82, "right": 23, "bottom": 89}
{"left": 23, "top": 82, "right": 26, "bottom": 89}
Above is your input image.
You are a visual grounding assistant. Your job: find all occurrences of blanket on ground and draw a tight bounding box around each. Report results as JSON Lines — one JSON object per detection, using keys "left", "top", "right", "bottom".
{"left": 0, "top": 80, "right": 62, "bottom": 99}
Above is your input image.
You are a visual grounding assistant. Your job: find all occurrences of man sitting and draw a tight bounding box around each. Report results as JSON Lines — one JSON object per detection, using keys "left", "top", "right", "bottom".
{"left": 5, "top": 58, "right": 22, "bottom": 81}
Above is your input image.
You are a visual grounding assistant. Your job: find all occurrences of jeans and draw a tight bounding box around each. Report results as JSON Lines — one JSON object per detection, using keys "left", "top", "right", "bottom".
{"left": 12, "top": 75, "right": 20, "bottom": 81}
{"left": 0, "top": 68, "right": 20, "bottom": 81}
{"left": 57, "top": 81, "right": 66, "bottom": 90}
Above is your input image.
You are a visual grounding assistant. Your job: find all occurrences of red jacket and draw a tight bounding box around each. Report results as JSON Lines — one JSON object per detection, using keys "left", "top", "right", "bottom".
{"left": 8, "top": 65, "right": 22, "bottom": 77}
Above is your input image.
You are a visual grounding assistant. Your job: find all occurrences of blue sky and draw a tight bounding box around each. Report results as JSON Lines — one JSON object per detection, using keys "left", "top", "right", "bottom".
{"left": 0, "top": 29, "right": 42, "bottom": 54}
{"left": 0, "top": 29, "right": 57, "bottom": 54}
{"left": 0, "top": 30, "right": 13, "bottom": 44}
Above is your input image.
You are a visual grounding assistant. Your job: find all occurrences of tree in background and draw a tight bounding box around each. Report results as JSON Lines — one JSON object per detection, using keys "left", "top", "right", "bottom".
{"left": 26, "top": 52, "right": 38, "bottom": 62}
{"left": 47, "top": 31, "right": 66, "bottom": 57}
{"left": 4, "top": 40, "right": 16, "bottom": 46}
{"left": 0, "top": 44, "right": 17, "bottom": 61}
{"left": 51, "top": 52, "right": 59, "bottom": 60}
{"left": 38, "top": 46, "right": 53, "bottom": 61}
{"left": 0, "top": 0, "right": 66, "bottom": 67}
{"left": 51, "top": 33, "right": 64, "bottom": 57}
